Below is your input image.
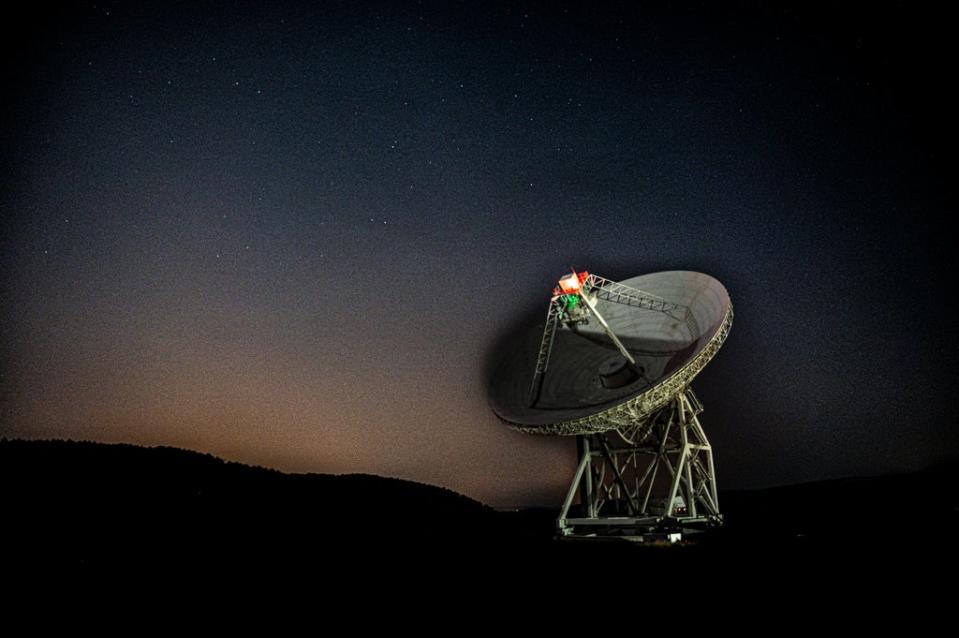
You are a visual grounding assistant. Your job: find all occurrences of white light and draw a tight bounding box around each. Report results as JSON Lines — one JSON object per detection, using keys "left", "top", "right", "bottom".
{"left": 558, "top": 273, "right": 581, "bottom": 293}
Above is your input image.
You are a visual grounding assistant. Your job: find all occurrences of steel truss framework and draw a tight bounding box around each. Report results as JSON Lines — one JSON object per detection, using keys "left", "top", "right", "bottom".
{"left": 558, "top": 387, "right": 723, "bottom": 537}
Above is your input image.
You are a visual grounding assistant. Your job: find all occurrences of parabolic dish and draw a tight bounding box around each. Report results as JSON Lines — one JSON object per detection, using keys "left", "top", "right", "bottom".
{"left": 489, "top": 271, "right": 732, "bottom": 436}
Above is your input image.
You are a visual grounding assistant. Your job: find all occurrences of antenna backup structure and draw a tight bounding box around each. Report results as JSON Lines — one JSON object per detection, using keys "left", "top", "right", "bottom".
{"left": 488, "top": 270, "right": 733, "bottom": 539}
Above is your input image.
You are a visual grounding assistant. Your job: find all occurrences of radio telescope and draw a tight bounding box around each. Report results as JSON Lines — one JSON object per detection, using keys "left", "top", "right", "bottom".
{"left": 489, "top": 270, "right": 732, "bottom": 539}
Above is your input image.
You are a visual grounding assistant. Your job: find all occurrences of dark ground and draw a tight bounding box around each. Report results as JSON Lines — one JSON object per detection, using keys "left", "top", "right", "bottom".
{"left": 2, "top": 439, "right": 956, "bottom": 592}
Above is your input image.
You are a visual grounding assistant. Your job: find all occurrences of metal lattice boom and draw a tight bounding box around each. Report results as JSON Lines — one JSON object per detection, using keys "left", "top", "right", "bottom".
{"left": 586, "top": 274, "right": 686, "bottom": 318}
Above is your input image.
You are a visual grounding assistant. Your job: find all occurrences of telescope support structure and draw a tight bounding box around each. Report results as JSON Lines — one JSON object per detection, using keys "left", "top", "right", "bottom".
{"left": 557, "top": 386, "right": 723, "bottom": 538}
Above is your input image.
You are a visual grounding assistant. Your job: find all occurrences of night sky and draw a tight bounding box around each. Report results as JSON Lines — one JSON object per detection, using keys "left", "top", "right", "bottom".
{"left": 2, "top": 1, "right": 956, "bottom": 507}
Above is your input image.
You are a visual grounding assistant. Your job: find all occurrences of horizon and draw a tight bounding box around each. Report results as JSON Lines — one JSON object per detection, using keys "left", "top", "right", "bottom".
{"left": 4, "top": 437, "right": 955, "bottom": 510}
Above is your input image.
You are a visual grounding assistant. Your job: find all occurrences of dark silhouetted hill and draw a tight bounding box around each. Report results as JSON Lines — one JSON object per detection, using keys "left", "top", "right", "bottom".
{"left": 0, "top": 438, "right": 501, "bottom": 572}
{"left": 2, "top": 439, "right": 956, "bottom": 580}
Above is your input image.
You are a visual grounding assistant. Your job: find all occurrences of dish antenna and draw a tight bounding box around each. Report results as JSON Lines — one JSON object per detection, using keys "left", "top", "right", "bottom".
{"left": 489, "top": 270, "right": 733, "bottom": 539}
